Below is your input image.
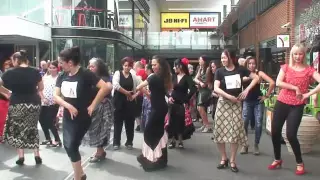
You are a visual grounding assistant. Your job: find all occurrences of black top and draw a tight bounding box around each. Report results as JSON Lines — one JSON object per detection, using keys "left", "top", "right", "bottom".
{"left": 243, "top": 71, "right": 262, "bottom": 101}
{"left": 171, "top": 75, "right": 196, "bottom": 104}
{"left": 1, "top": 67, "right": 42, "bottom": 105}
{"left": 214, "top": 66, "right": 250, "bottom": 97}
{"left": 56, "top": 67, "right": 100, "bottom": 120}
{"left": 92, "top": 76, "right": 111, "bottom": 99}
{"left": 147, "top": 74, "right": 167, "bottom": 109}
{"left": 113, "top": 71, "right": 135, "bottom": 116}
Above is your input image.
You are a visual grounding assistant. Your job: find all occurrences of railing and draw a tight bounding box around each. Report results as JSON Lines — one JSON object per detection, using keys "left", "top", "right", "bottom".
{"left": 146, "top": 32, "right": 221, "bottom": 50}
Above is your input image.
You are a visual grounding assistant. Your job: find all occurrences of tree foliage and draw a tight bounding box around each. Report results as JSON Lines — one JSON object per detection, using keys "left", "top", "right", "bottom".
{"left": 300, "top": 0, "right": 320, "bottom": 45}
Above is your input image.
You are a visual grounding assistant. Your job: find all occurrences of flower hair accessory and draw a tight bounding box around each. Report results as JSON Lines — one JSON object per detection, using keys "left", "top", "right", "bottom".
{"left": 140, "top": 58, "right": 147, "bottom": 66}
{"left": 181, "top": 58, "right": 189, "bottom": 65}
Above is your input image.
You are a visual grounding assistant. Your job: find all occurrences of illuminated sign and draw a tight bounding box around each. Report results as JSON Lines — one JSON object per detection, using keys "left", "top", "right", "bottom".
{"left": 190, "top": 13, "right": 220, "bottom": 28}
{"left": 161, "top": 13, "right": 190, "bottom": 28}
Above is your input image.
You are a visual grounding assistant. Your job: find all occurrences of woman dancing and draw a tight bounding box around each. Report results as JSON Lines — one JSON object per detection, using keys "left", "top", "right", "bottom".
{"left": 167, "top": 58, "right": 196, "bottom": 149}
{"left": 136, "top": 55, "right": 172, "bottom": 171}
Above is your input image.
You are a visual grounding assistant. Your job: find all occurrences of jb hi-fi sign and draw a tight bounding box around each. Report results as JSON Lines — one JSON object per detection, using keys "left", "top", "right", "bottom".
{"left": 190, "top": 13, "right": 220, "bottom": 28}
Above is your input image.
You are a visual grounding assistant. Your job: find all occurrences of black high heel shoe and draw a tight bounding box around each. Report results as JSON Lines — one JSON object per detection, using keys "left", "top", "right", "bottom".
{"left": 40, "top": 140, "right": 52, "bottom": 145}
{"left": 50, "top": 141, "right": 62, "bottom": 147}
{"left": 230, "top": 162, "right": 239, "bottom": 173}
{"left": 16, "top": 157, "right": 24, "bottom": 166}
{"left": 217, "top": 159, "right": 229, "bottom": 169}
{"left": 35, "top": 156, "right": 42, "bottom": 165}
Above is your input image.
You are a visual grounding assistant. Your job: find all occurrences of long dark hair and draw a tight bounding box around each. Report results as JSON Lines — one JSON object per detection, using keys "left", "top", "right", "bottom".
{"left": 152, "top": 55, "right": 172, "bottom": 92}
{"left": 89, "top": 58, "right": 110, "bottom": 78}
{"left": 199, "top": 55, "right": 212, "bottom": 85}
{"left": 222, "top": 49, "right": 238, "bottom": 67}
{"left": 174, "top": 58, "right": 189, "bottom": 76}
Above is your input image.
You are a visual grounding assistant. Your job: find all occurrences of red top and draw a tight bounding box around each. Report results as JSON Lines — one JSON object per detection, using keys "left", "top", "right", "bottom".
{"left": 277, "top": 64, "right": 315, "bottom": 105}
{"left": 136, "top": 69, "right": 147, "bottom": 81}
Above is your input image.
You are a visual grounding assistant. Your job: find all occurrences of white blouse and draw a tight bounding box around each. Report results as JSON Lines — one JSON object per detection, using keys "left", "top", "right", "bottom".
{"left": 42, "top": 75, "right": 58, "bottom": 106}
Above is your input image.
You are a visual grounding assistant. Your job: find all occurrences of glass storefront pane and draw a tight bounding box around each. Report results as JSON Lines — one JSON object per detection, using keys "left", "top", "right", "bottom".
{"left": 0, "top": 0, "right": 46, "bottom": 24}
{"left": 118, "top": 0, "right": 133, "bottom": 38}
{"left": 52, "top": 38, "right": 114, "bottom": 70}
{"left": 133, "top": 5, "right": 146, "bottom": 45}
{"left": 52, "top": 0, "right": 107, "bottom": 28}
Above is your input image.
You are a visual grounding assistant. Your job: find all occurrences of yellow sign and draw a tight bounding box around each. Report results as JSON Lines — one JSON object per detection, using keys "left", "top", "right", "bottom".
{"left": 161, "top": 13, "right": 190, "bottom": 28}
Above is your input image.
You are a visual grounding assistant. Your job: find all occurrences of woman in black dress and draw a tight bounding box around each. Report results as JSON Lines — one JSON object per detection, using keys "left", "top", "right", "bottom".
{"left": 54, "top": 47, "right": 111, "bottom": 180}
{"left": 136, "top": 55, "right": 172, "bottom": 171}
{"left": 167, "top": 58, "right": 196, "bottom": 149}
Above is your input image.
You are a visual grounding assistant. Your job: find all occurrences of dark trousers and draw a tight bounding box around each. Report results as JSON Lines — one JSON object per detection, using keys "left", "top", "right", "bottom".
{"left": 113, "top": 110, "right": 135, "bottom": 146}
{"left": 39, "top": 105, "right": 61, "bottom": 142}
{"left": 272, "top": 101, "right": 304, "bottom": 164}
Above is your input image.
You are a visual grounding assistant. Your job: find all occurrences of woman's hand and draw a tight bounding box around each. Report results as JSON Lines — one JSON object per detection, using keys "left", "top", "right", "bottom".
{"left": 258, "top": 96, "right": 267, "bottom": 103}
{"left": 238, "top": 89, "right": 249, "bottom": 100}
{"left": 168, "top": 97, "right": 175, "bottom": 104}
{"left": 200, "top": 82, "right": 206, "bottom": 88}
{"left": 66, "top": 104, "right": 78, "bottom": 120}
{"left": 228, "top": 95, "right": 240, "bottom": 103}
{"left": 295, "top": 86, "right": 302, "bottom": 99}
{"left": 87, "top": 103, "right": 96, "bottom": 117}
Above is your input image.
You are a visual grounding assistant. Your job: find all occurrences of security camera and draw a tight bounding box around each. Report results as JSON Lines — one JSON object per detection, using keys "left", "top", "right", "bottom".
{"left": 281, "top": 22, "right": 291, "bottom": 29}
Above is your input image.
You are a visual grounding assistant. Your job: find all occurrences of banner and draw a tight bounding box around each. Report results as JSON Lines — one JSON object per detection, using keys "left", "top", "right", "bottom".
{"left": 190, "top": 13, "right": 219, "bottom": 28}
{"left": 119, "top": 14, "right": 132, "bottom": 28}
{"left": 161, "top": 13, "right": 189, "bottom": 29}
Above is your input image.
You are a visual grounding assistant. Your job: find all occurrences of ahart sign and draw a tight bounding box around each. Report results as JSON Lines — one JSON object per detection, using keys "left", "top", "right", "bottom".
{"left": 190, "top": 13, "right": 219, "bottom": 28}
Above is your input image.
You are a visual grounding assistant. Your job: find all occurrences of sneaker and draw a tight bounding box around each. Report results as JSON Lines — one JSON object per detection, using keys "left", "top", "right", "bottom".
{"left": 126, "top": 145, "right": 133, "bottom": 150}
{"left": 197, "top": 125, "right": 205, "bottom": 132}
{"left": 113, "top": 145, "right": 120, "bottom": 150}
{"left": 201, "top": 127, "right": 212, "bottom": 133}
{"left": 240, "top": 146, "right": 248, "bottom": 154}
{"left": 253, "top": 144, "right": 260, "bottom": 155}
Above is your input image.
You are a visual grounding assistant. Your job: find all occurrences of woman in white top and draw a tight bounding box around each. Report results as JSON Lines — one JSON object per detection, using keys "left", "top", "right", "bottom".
{"left": 39, "top": 60, "right": 62, "bottom": 147}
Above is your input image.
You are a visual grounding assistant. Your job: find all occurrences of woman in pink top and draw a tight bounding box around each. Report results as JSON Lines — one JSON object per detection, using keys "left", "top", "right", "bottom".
{"left": 269, "top": 43, "right": 320, "bottom": 175}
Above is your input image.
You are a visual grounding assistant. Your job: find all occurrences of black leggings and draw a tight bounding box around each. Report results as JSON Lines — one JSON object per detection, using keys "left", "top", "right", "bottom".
{"left": 272, "top": 101, "right": 304, "bottom": 164}
{"left": 63, "top": 116, "right": 91, "bottom": 162}
{"left": 113, "top": 110, "right": 135, "bottom": 146}
{"left": 39, "top": 105, "right": 60, "bottom": 142}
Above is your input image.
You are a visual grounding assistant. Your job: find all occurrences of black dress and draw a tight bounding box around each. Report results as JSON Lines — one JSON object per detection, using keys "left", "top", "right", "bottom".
{"left": 137, "top": 74, "right": 168, "bottom": 171}
{"left": 167, "top": 75, "right": 196, "bottom": 140}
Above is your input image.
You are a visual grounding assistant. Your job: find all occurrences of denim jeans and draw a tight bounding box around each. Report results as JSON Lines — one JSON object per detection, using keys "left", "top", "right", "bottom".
{"left": 242, "top": 100, "right": 264, "bottom": 144}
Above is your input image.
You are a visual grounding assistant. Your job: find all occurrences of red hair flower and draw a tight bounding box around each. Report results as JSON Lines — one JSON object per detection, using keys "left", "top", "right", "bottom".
{"left": 181, "top": 58, "right": 189, "bottom": 65}
{"left": 140, "top": 58, "right": 147, "bottom": 66}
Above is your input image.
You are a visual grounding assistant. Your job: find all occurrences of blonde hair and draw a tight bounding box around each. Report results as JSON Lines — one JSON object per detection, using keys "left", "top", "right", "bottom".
{"left": 289, "top": 43, "right": 307, "bottom": 67}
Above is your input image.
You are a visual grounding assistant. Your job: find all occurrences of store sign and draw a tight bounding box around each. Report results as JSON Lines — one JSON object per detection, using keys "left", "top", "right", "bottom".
{"left": 190, "top": 13, "right": 219, "bottom": 28}
{"left": 119, "top": 15, "right": 132, "bottom": 28}
{"left": 277, "top": 35, "right": 290, "bottom": 48}
{"left": 161, "top": 13, "right": 189, "bottom": 28}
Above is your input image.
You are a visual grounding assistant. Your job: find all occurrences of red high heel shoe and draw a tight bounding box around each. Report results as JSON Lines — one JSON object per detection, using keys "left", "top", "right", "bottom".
{"left": 268, "top": 160, "right": 283, "bottom": 170}
{"left": 295, "top": 164, "right": 306, "bottom": 175}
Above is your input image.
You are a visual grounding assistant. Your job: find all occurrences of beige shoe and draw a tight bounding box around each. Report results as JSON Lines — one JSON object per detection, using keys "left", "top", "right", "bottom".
{"left": 253, "top": 144, "right": 260, "bottom": 155}
{"left": 240, "top": 146, "right": 248, "bottom": 154}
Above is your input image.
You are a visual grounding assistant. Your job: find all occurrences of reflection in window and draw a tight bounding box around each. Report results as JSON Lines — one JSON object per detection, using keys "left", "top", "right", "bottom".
{"left": 52, "top": 0, "right": 106, "bottom": 28}
{"left": 52, "top": 38, "right": 114, "bottom": 72}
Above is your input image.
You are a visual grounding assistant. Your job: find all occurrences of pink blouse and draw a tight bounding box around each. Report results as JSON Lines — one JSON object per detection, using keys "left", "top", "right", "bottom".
{"left": 277, "top": 64, "right": 315, "bottom": 105}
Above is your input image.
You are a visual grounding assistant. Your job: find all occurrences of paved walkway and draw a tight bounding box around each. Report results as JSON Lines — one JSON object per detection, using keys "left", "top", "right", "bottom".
{"left": 1, "top": 124, "right": 320, "bottom": 180}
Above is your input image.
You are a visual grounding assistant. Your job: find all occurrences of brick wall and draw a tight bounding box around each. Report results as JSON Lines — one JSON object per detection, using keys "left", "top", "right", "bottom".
{"left": 239, "top": 21, "right": 256, "bottom": 48}
{"left": 258, "top": 0, "right": 288, "bottom": 42}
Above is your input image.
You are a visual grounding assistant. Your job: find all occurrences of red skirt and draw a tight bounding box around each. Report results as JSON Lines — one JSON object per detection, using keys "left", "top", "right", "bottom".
{"left": 0, "top": 99, "right": 9, "bottom": 136}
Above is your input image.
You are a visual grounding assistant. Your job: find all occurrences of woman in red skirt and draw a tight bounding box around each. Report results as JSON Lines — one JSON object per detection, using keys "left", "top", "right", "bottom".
{"left": 0, "top": 59, "right": 12, "bottom": 143}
